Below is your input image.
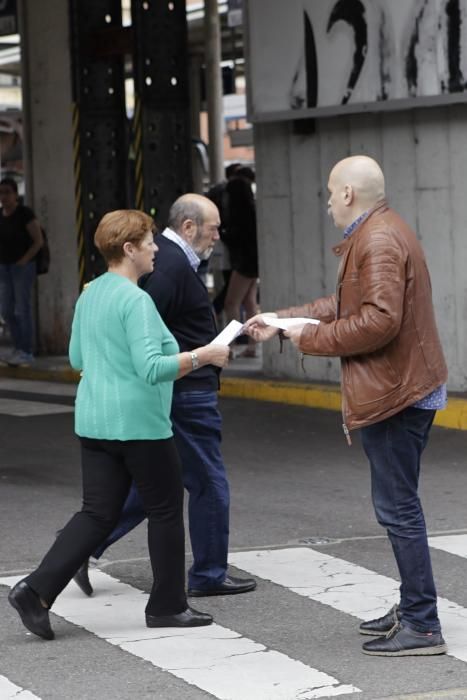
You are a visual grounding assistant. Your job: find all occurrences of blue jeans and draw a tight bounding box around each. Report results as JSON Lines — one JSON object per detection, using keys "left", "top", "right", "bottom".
{"left": 94, "top": 390, "right": 230, "bottom": 590}
{"left": 0, "top": 261, "right": 36, "bottom": 354}
{"left": 360, "top": 406, "right": 440, "bottom": 633}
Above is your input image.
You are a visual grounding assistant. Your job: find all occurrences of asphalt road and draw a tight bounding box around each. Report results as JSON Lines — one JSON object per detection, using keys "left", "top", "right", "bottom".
{"left": 1, "top": 378, "right": 467, "bottom": 700}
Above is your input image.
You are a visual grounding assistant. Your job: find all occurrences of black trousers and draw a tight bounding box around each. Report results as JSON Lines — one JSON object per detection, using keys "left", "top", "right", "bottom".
{"left": 26, "top": 437, "right": 186, "bottom": 617}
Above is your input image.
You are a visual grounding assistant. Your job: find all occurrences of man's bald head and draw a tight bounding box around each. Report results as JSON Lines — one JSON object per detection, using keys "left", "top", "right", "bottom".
{"left": 167, "top": 193, "right": 220, "bottom": 259}
{"left": 327, "top": 156, "right": 385, "bottom": 230}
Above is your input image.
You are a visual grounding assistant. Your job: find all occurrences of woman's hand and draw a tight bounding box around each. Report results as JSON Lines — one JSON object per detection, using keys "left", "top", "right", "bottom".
{"left": 196, "top": 344, "right": 230, "bottom": 368}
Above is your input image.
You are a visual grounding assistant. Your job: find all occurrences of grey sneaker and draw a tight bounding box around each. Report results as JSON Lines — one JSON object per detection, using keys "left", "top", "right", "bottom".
{"left": 7, "top": 350, "right": 34, "bottom": 367}
{"left": 0, "top": 349, "right": 16, "bottom": 365}
{"left": 362, "top": 622, "right": 447, "bottom": 656}
{"left": 359, "top": 604, "right": 401, "bottom": 636}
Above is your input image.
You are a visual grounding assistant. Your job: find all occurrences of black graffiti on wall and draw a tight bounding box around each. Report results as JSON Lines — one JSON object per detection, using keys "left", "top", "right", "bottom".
{"left": 291, "top": 0, "right": 467, "bottom": 110}
{"left": 446, "top": 0, "right": 465, "bottom": 92}
{"left": 326, "top": 0, "right": 367, "bottom": 105}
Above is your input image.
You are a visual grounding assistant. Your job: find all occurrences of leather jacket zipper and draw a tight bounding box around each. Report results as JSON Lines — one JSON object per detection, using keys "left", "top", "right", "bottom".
{"left": 342, "top": 421, "right": 352, "bottom": 446}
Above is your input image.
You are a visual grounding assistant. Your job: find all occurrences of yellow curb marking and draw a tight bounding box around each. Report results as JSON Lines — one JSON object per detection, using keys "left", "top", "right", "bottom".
{"left": 1, "top": 368, "right": 466, "bottom": 432}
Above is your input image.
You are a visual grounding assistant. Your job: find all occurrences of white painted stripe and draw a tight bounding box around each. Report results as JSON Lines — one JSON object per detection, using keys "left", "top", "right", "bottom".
{"left": 0, "top": 398, "right": 73, "bottom": 416}
{"left": 0, "top": 675, "right": 41, "bottom": 700}
{"left": 229, "top": 547, "right": 467, "bottom": 662}
{"left": 429, "top": 533, "right": 467, "bottom": 560}
{"left": 0, "top": 378, "right": 76, "bottom": 396}
{"left": 0, "top": 573, "right": 359, "bottom": 700}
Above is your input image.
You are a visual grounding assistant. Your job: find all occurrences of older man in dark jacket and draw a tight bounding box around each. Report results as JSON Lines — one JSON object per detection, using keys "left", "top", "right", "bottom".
{"left": 247, "top": 155, "right": 448, "bottom": 657}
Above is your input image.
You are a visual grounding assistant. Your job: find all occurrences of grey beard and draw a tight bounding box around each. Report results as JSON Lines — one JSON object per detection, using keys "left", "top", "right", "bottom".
{"left": 197, "top": 247, "right": 214, "bottom": 261}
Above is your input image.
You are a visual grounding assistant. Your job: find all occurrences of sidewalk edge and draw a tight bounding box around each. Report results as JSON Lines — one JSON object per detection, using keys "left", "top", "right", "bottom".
{"left": 219, "top": 378, "right": 467, "bottom": 432}
{"left": 1, "top": 366, "right": 466, "bottom": 431}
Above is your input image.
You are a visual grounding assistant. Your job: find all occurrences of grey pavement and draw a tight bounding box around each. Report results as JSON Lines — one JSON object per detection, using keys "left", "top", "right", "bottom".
{"left": 1, "top": 378, "right": 467, "bottom": 699}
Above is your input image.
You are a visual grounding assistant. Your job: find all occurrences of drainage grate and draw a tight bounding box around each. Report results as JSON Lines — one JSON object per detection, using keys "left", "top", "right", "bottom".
{"left": 298, "top": 536, "right": 337, "bottom": 545}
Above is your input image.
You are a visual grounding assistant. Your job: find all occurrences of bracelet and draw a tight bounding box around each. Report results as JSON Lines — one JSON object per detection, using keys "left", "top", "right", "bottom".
{"left": 190, "top": 351, "right": 199, "bottom": 370}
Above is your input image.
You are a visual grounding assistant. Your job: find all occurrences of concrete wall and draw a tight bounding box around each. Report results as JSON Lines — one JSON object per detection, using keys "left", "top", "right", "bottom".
{"left": 255, "top": 107, "right": 467, "bottom": 391}
{"left": 19, "top": 0, "right": 79, "bottom": 353}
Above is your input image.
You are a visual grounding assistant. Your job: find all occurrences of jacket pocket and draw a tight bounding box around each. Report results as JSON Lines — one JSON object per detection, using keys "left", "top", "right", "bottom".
{"left": 343, "top": 351, "right": 402, "bottom": 407}
{"left": 338, "top": 275, "right": 360, "bottom": 319}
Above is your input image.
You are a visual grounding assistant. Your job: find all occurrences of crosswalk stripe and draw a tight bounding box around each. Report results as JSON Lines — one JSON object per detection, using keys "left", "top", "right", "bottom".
{"left": 429, "top": 533, "right": 467, "bottom": 559}
{"left": 0, "top": 572, "right": 359, "bottom": 699}
{"left": 229, "top": 547, "right": 467, "bottom": 662}
{"left": 0, "top": 674, "right": 41, "bottom": 700}
{"left": 0, "top": 398, "right": 73, "bottom": 417}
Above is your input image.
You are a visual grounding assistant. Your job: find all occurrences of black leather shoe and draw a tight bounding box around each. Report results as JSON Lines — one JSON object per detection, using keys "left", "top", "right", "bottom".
{"left": 146, "top": 606, "right": 213, "bottom": 628}
{"left": 8, "top": 580, "right": 54, "bottom": 640}
{"left": 359, "top": 603, "right": 401, "bottom": 636}
{"left": 362, "top": 622, "right": 447, "bottom": 656}
{"left": 188, "top": 575, "right": 257, "bottom": 597}
{"left": 73, "top": 559, "right": 93, "bottom": 597}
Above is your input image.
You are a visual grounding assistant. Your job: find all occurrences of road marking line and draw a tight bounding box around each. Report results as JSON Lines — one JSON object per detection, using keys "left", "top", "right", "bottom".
{"left": 0, "top": 572, "right": 359, "bottom": 700}
{"left": 0, "top": 675, "right": 41, "bottom": 699}
{"left": 0, "top": 378, "right": 76, "bottom": 396}
{"left": 429, "top": 533, "right": 467, "bottom": 560}
{"left": 0, "top": 398, "right": 73, "bottom": 416}
{"left": 229, "top": 547, "right": 467, "bottom": 662}
{"left": 381, "top": 689, "right": 467, "bottom": 699}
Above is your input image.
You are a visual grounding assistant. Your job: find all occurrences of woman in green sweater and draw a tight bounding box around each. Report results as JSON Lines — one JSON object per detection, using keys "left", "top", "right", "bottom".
{"left": 8, "top": 209, "right": 229, "bottom": 640}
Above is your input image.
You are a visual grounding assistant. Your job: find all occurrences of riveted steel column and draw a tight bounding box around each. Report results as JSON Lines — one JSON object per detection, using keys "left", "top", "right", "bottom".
{"left": 131, "top": 0, "right": 192, "bottom": 226}
{"left": 69, "top": 0, "right": 128, "bottom": 282}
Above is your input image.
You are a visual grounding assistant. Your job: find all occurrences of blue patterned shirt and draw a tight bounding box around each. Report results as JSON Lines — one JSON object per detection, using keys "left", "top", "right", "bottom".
{"left": 344, "top": 213, "right": 447, "bottom": 411}
{"left": 343, "top": 211, "right": 369, "bottom": 238}
{"left": 413, "top": 384, "right": 447, "bottom": 410}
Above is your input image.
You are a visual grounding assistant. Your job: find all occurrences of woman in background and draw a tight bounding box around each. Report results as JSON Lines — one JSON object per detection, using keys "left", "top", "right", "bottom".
{"left": 223, "top": 174, "right": 259, "bottom": 357}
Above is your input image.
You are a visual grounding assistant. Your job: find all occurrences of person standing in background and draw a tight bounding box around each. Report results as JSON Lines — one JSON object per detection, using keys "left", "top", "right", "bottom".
{"left": 223, "top": 170, "right": 259, "bottom": 357}
{"left": 0, "top": 178, "right": 43, "bottom": 367}
{"left": 208, "top": 162, "right": 242, "bottom": 322}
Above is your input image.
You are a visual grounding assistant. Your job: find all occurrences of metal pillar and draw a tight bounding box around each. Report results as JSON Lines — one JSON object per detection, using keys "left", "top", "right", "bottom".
{"left": 131, "top": 0, "right": 192, "bottom": 227}
{"left": 18, "top": 0, "right": 79, "bottom": 352}
{"left": 189, "top": 52, "right": 205, "bottom": 193}
{"left": 69, "top": 0, "right": 128, "bottom": 284}
{"left": 204, "top": 0, "right": 224, "bottom": 185}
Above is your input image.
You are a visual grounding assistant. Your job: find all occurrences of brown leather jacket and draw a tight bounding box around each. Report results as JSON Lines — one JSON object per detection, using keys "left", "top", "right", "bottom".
{"left": 278, "top": 201, "right": 447, "bottom": 432}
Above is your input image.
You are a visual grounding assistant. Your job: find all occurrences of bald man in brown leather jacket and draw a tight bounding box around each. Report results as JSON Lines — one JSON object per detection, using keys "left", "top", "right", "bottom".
{"left": 247, "top": 156, "right": 448, "bottom": 658}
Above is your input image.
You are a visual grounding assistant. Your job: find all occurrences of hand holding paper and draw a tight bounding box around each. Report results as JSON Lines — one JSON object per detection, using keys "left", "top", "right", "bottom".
{"left": 262, "top": 316, "right": 320, "bottom": 331}
{"left": 210, "top": 320, "right": 245, "bottom": 346}
{"left": 244, "top": 313, "right": 320, "bottom": 343}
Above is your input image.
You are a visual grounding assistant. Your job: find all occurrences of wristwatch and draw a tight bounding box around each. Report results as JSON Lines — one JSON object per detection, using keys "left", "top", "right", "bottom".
{"left": 190, "top": 351, "right": 199, "bottom": 370}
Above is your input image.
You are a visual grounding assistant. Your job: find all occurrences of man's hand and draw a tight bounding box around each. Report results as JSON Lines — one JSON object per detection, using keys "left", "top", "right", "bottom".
{"left": 283, "top": 323, "right": 306, "bottom": 347}
{"left": 243, "top": 313, "right": 279, "bottom": 342}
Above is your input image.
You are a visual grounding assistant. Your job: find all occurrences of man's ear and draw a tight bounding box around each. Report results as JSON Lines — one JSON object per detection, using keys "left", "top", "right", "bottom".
{"left": 181, "top": 218, "right": 196, "bottom": 242}
{"left": 343, "top": 184, "right": 354, "bottom": 206}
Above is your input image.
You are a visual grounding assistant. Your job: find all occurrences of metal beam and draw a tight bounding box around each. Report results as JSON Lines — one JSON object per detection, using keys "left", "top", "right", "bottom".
{"left": 131, "top": 0, "right": 192, "bottom": 226}
{"left": 204, "top": 0, "right": 224, "bottom": 185}
{"left": 69, "top": 0, "right": 128, "bottom": 283}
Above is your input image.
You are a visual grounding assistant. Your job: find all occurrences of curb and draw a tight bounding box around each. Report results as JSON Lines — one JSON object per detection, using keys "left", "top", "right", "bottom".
{"left": 1, "top": 365, "right": 466, "bottom": 432}
{"left": 220, "top": 378, "right": 467, "bottom": 432}
{"left": 0, "top": 365, "right": 80, "bottom": 384}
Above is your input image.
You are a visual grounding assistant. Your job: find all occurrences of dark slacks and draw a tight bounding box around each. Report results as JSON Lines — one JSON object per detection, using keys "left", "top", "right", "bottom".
{"left": 93, "top": 390, "right": 230, "bottom": 590}
{"left": 361, "top": 407, "right": 440, "bottom": 632}
{"left": 26, "top": 437, "right": 186, "bottom": 617}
